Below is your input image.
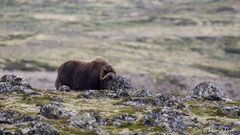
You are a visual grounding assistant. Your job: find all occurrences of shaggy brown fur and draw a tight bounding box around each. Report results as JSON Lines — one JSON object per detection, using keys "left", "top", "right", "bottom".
{"left": 55, "top": 57, "right": 116, "bottom": 90}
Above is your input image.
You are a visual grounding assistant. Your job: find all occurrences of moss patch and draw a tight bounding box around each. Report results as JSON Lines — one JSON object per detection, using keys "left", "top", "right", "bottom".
{"left": 20, "top": 95, "right": 52, "bottom": 105}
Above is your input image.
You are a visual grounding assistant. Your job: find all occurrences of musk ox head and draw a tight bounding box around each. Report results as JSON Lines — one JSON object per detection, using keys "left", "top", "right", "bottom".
{"left": 99, "top": 64, "right": 116, "bottom": 89}
{"left": 100, "top": 72, "right": 116, "bottom": 89}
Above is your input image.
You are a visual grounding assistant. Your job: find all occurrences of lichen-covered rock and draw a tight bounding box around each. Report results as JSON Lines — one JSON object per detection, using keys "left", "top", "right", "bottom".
{"left": 0, "top": 82, "right": 13, "bottom": 94}
{"left": 209, "top": 122, "right": 232, "bottom": 131}
{"left": 50, "top": 101, "right": 65, "bottom": 108}
{"left": 187, "top": 82, "right": 231, "bottom": 101}
{"left": 57, "top": 85, "right": 71, "bottom": 92}
{"left": 40, "top": 105, "right": 77, "bottom": 119}
{"left": 70, "top": 112, "right": 106, "bottom": 130}
{"left": 143, "top": 108, "right": 186, "bottom": 132}
{"left": 132, "top": 89, "right": 152, "bottom": 97}
{"left": 18, "top": 121, "right": 59, "bottom": 135}
{"left": 108, "top": 75, "right": 136, "bottom": 91}
{"left": 106, "top": 118, "right": 124, "bottom": 126}
{"left": 1, "top": 75, "right": 31, "bottom": 88}
{"left": 0, "top": 109, "right": 33, "bottom": 124}
{"left": 0, "top": 109, "right": 14, "bottom": 124}
{"left": 106, "top": 89, "right": 130, "bottom": 98}
{"left": 117, "top": 113, "right": 138, "bottom": 122}
{"left": 12, "top": 86, "right": 40, "bottom": 95}
{"left": 154, "top": 94, "right": 182, "bottom": 107}
{"left": 220, "top": 106, "right": 240, "bottom": 117}
{"left": 77, "top": 90, "right": 102, "bottom": 99}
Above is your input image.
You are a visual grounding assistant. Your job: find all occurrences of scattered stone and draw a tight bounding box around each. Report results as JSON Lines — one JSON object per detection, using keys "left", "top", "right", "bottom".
{"left": 154, "top": 94, "right": 181, "bottom": 107}
{"left": 106, "top": 118, "right": 124, "bottom": 126}
{"left": 187, "top": 82, "right": 232, "bottom": 101}
{"left": 0, "top": 109, "right": 33, "bottom": 124}
{"left": 40, "top": 105, "right": 77, "bottom": 119}
{"left": 132, "top": 89, "right": 152, "bottom": 97}
{"left": 70, "top": 112, "right": 106, "bottom": 130}
{"left": 117, "top": 113, "right": 138, "bottom": 122}
{"left": 12, "top": 86, "right": 40, "bottom": 95}
{"left": 1, "top": 75, "right": 31, "bottom": 88}
{"left": 50, "top": 101, "right": 65, "bottom": 108}
{"left": 51, "top": 96, "right": 64, "bottom": 102}
{"left": 143, "top": 108, "right": 186, "bottom": 132}
{"left": 57, "top": 85, "right": 71, "bottom": 92}
{"left": 17, "top": 121, "right": 59, "bottom": 135}
{"left": 209, "top": 122, "right": 232, "bottom": 131}
{"left": 0, "top": 109, "right": 14, "bottom": 124}
{"left": 77, "top": 90, "right": 102, "bottom": 99}
{"left": 220, "top": 106, "right": 240, "bottom": 117}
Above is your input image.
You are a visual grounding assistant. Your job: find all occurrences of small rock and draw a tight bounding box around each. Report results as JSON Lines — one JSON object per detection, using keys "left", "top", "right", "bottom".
{"left": 132, "top": 89, "right": 152, "bottom": 97}
{"left": 51, "top": 96, "right": 64, "bottom": 102}
{"left": 40, "top": 105, "right": 77, "bottom": 119}
{"left": 19, "top": 121, "right": 59, "bottom": 135}
{"left": 106, "top": 118, "right": 124, "bottom": 126}
{"left": 154, "top": 94, "right": 181, "bottom": 107}
{"left": 70, "top": 112, "right": 106, "bottom": 130}
{"left": 187, "top": 82, "right": 231, "bottom": 101}
{"left": 0, "top": 109, "right": 33, "bottom": 124}
{"left": 220, "top": 106, "right": 240, "bottom": 117}
{"left": 208, "top": 121, "right": 232, "bottom": 132}
{"left": 50, "top": 101, "right": 65, "bottom": 107}
{"left": 77, "top": 90, "right": 102, "bottom": 99}
{"left": 12, "top": 86, "right": 40, "bottom": 95}
{"left": 117, "top": 113, "right": 138, "bottom": 122}
{"left": 57, "top": 85, "right": 71, "bottom": 92}
{"left": 143, "top": 108, "right": 186, "bottom": 132}
{"left": 0, "top": 109, "right": 14, "bottom": 124}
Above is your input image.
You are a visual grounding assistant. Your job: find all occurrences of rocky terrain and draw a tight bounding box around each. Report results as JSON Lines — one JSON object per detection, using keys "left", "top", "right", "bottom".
{"left": 0, "top": 74, "right": 240, "bottom": 135}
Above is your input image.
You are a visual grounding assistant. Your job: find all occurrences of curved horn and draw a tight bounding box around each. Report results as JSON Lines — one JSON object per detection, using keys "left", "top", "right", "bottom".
{"left": 101, "top": 72, "right": 116, "bottom": 80}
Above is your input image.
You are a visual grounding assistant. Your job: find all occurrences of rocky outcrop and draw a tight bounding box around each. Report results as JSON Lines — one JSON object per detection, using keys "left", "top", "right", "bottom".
{"left": 0, "top": 75, "right": 39, "bottom": 95}
{"left": 143, "top": 108, "right": 186, "bottom": 133}
{"left": 187, "top": 81, "right": 231, "bottom": 101}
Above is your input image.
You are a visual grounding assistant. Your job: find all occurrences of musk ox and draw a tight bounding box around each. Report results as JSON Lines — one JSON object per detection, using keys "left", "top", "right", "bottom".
{"left": 55, "top": 57, "right": 116, "bottom": 90}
